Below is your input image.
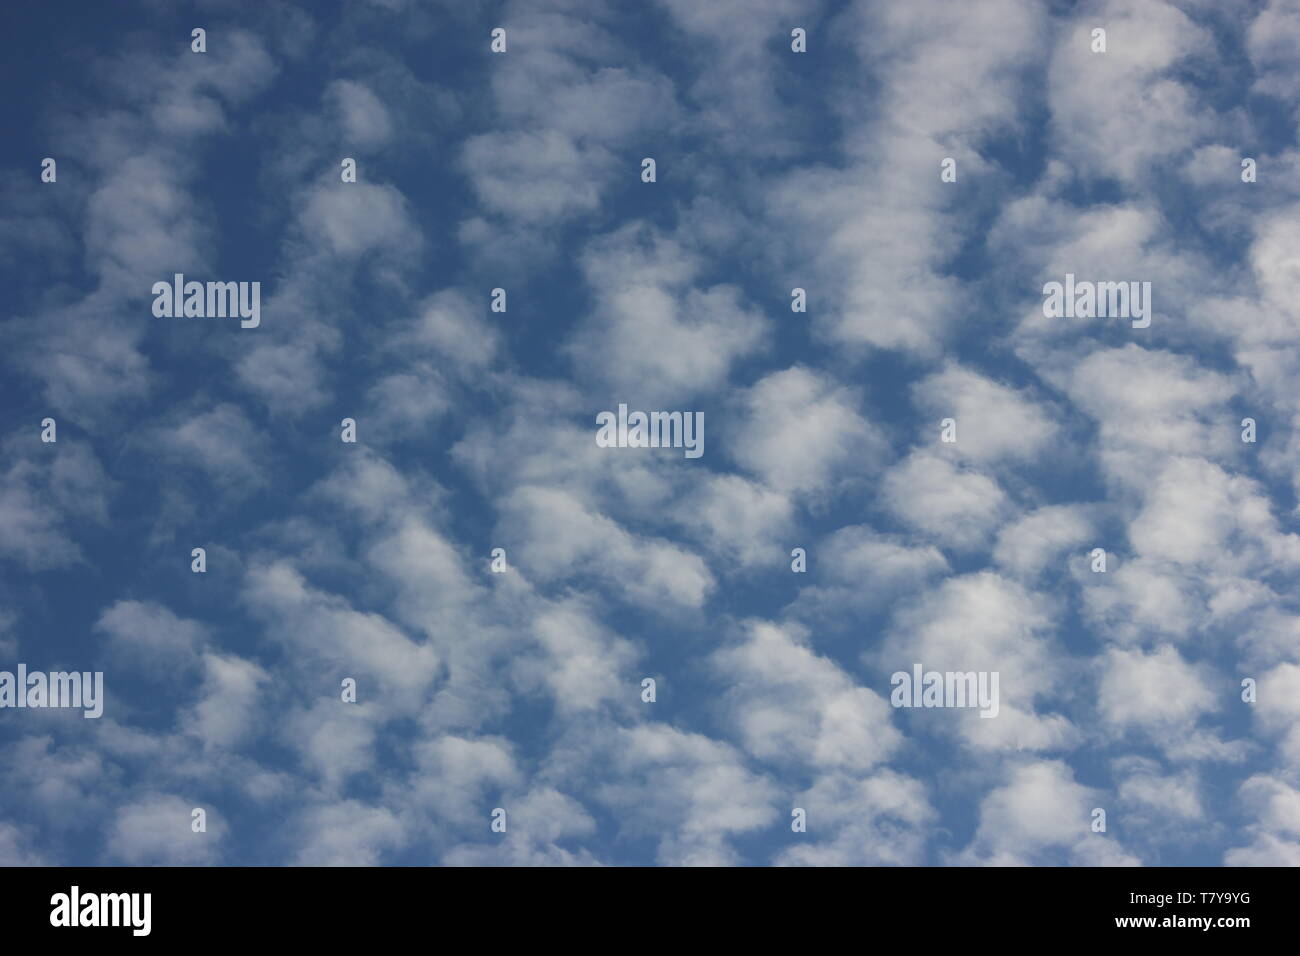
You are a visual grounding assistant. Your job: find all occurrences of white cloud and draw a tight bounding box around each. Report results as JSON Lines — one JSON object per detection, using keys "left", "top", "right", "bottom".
{"left": 299, "top": 181, "right": 423, "bottom": 260}
{"left": 1047, "top": 0, "right": 1215, "bottom": 182}
{"left": 913, "top": 364, "right": 1061, "bottom": 465}
{"left": 776, "top": 770, "right": 935, "bottom": 866}
{"left": 677, "top": 474, "right": 794, "bottom": 568}
{"left": 955, "top": 760, "right": 1139, "bottom": 865}
{"left": 95, "top": 600, "right": 207, "bottom": 678}
{"left": 712, "top": 620, "right": 901, "bottom": 772}
{"left": 877, "top": 572, "right": 1076, "bottom": 752}
{"left": 242, "top": 561, "right": 441, "bottom": 713}
{"left": 1097, "top": 644, "right": 1220, "bottom": 734}
{"left": 567, "top": 223, "right": 768, "bottom": 405}
{"left": 994, "top": 505, "right": 1094, "bottom": 578}
{"left": 593, "top": 724, "right": 779, "bottom": 866}
{"left": 290, "top": 800, "right": 405, "bottom": 866}
{"left": 731, "top": 366, "right": 886, "bottom": 496}
{"left": 878, "top": 452, "right": 1009, "bottom": 552}
{"left": 785, "top": 526, "right": 949, "bottom": 621}
{"left": 497, "top": 485, "right": 715, "bottom": 610}
{"left": 0, "top": 822, "right": 48, "bottom": 866}
{"left": 328, "top": 80, "right": 393, "bottom": 148}
{"left": 105, "top": 793, "right": 226, "bottom": 865}
{"left": 0, "top": 440, "right": 111, "bottom": 570}
{"left": 182, "top": 652, "right": 269, "bottom": 750}
{"left": 149, "top": 403, "right": 272, "bottom": 495}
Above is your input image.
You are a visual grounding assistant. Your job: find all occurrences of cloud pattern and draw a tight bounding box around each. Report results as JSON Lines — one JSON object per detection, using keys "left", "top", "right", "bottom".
{"left": 1, "top": 0, "right": 1298, "bottom": 867}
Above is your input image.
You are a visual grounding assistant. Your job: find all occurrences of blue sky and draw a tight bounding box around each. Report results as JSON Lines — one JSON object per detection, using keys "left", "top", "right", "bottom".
{"left": 1, "top": 0, "right": 1299, "bottom": 866}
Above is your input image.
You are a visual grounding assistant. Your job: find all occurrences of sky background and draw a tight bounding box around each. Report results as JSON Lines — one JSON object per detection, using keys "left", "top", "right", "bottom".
{"left": 1, "top": 0, "right": 1300, "bottom": 866}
